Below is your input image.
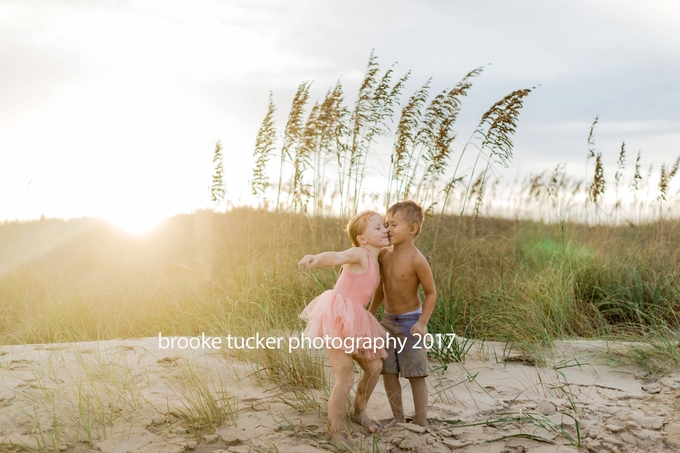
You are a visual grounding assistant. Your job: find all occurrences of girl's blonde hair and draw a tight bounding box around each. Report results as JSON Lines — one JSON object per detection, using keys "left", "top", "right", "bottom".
{"left": 347, "top": 210, "right": 381, "bottom": 247}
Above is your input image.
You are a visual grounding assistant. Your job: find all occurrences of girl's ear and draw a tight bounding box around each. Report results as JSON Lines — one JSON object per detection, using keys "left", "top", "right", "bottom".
{"left": 356, "top": 234, "right": 367, "bottom": 245}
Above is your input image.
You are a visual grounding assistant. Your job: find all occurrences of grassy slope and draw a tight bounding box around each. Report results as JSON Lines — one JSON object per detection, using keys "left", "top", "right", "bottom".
{"left": 1, "top": 210, "right": 679, "bottom": 346}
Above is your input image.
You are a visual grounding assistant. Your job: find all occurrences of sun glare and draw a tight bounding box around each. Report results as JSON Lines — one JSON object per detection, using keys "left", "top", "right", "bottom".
{"left": 107, "top": 213, "right": 164, "bottom": 235}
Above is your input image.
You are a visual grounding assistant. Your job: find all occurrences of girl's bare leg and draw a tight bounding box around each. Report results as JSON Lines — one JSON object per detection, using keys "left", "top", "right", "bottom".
{"left": 351, "top": 357, "right": 382, "bottom": 432}
{"left": 326, "top": 348, "right": 355, "bottom": 438}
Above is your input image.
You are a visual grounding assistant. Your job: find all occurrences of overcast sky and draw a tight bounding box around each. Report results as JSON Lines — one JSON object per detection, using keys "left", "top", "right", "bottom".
{"left": 2, "top": 0, "right": 679, "bottom": 229}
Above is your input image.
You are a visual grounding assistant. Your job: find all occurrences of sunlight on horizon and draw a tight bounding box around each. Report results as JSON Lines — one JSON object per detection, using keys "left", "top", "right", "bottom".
{"left": 105, "top": 212, "right": 166, "bottom": 235}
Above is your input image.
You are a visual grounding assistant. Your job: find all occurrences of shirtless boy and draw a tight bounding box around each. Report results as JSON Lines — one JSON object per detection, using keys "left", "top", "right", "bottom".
{"left": 369, "top": 200, "right": 436, "bottom": 427}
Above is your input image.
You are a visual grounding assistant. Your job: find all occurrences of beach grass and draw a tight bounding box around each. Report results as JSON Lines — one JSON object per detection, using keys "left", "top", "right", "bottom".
{"left": 2, "top": 210, "right": 679, "bottom": 351}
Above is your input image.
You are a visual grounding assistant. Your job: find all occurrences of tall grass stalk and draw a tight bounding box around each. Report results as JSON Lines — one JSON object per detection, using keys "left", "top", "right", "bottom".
{"left": 613, "top": 142, "right": 626, "bottom": 224}
{"left": 276, "top": 82, "right": 311, "bottom": 213}
{"left": 584, "top": 115, "right": 598, "bottom": 228}
{"left": 345, "top": 54, "right": 409, "bottom": 217}
{"left": 387, "top": 79, "right": 430, "bottom": 207}
{"left": 210, "top": 141, "right": 225, "bottom": 210}
{"left": 252, "top": 92, "right": 276, "bottom": 202}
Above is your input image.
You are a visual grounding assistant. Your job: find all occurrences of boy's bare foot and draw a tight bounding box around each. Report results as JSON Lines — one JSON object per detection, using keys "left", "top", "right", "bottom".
{"left": 350, "top": 412, "right": 380, "bottom": 433}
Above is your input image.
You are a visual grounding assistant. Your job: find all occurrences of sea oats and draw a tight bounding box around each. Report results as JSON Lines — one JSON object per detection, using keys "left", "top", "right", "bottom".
{"left": 251, "top": 93, "right": 276, "bottom": 198}
{"left": 614, "top": 142, "right": 626, "bottom": 221}
{"left": 291, "top": 102, "right": 320, "bottom": 213}
{"left": 389, "top": 79, "right": 431, "bottom": 205}
{"left": 587, "top": 115, "right": 599, "bottom": 160}
{"left": 589, "top": 152, "right": 605, "bottom": 205}
{"left": 210, "top": 141, "right": 225, "bottom": 206}
{"left": 658, "top": 155, "right": 680, "bottom": 202}
{"left": 584, "top": 115, "right": 599, "bottom": 224}
{"left": 276, "top": 82, "right": 311, "bottom": 210}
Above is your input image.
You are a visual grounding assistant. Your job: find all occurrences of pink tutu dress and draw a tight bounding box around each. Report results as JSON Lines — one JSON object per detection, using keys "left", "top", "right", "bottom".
{"left": 300, "top": 247, "right": 388, "bottom": 361}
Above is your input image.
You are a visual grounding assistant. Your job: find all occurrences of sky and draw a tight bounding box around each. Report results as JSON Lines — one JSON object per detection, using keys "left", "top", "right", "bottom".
{"left": 2, "top": 0, "right": 679, "bottom": 231}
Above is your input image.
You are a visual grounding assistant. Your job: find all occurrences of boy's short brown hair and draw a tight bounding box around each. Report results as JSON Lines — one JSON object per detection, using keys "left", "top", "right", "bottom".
{"left": 347, "top": 210, "right": 381, "bottom": 247}
{"left": 387, "top": 200, "right": 424, "bottom": 237}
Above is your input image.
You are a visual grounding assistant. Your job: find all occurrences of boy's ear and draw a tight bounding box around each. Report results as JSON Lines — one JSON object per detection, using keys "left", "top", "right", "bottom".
{"left": 409, "top": 223, "right": 420, "bottom": 236}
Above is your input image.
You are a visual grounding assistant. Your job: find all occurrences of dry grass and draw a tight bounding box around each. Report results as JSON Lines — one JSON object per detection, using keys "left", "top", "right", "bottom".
{"left": 170, "top": 358, "right": 238, "bottom": 434}
{"left": 3, "top": 209, "right": 680, "bottom": 360}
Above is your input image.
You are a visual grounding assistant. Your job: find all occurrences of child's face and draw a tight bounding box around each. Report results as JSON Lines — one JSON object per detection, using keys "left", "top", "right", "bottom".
{"left": 360, "top": 214, "right": 390, "bottom": 247}
{"left": 385, "top": 211, "right": 414, "bottom": 245}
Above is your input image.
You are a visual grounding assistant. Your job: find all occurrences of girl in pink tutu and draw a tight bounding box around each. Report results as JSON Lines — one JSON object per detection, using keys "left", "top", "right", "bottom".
{"left": 298, "top": 210, "right": 390, "bottom": 440}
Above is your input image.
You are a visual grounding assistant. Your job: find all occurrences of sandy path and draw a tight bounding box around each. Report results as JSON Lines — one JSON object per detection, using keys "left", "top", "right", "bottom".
{"left": 1, "top": 337, "right": 678, "bottom": 452}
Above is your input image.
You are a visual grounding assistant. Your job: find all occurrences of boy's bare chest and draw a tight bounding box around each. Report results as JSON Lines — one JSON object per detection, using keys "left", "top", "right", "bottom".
{"left": 382, "top": 254, "right": 416, "bottom": 282}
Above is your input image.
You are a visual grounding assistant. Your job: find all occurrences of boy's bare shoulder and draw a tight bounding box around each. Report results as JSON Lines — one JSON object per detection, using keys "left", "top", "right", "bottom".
{"left": 411, "top": 246, "right": 431, "bottom": 267}
{"left": 389, "top": 245, "right": 429, "bottom": 271}
{"left": 413, "top": 246, "right": 428, "bottom": 260}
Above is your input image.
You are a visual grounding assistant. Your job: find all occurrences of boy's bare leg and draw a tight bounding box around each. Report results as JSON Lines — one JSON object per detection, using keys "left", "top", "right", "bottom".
{"left": 350, "top": 357, "right": 382, "bottom": 432}
{"left": 409, "top": 376, "right": 428, "bottom": 426}
{"left": 382, "top": 373, "right": 405, "bottom": 428}
{"left": 326, "top": 348, "right": 356, "bottom": 440}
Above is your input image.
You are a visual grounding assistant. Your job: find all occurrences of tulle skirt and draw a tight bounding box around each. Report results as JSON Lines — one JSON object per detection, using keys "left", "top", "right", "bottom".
{"left": 300, "top": 290, "right": 388, "bottom": 361}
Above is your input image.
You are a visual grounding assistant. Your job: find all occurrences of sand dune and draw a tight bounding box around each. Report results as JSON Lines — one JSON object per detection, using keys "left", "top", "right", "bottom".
{"left": 1, "top": 337, "right": 678, "bottom": 452}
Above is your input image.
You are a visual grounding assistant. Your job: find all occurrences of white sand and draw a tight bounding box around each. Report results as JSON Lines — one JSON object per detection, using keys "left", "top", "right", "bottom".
{"left": 1, "top": 337, "right": 678, "bottom": 452}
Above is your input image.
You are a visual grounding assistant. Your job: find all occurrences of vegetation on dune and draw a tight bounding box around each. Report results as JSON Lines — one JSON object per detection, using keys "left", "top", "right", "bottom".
{"left": 1, "top": 211, "right": 680, "bottom": 350}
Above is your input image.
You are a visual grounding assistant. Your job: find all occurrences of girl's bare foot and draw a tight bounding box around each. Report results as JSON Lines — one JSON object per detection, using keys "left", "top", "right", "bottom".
{"left": 350, "top": 411, "right": 379, "bottom": 433}
{"left": 381, "top": 417, "right": 403, "bottom": 429}
{"left": 325, "top": 430, "right": 358, "bottom": 449}
{"left": 325, "top": 423, "right": 350, "bottom": 440}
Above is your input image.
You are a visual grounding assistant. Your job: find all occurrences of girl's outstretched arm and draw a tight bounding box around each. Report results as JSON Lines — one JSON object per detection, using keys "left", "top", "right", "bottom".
{"left": 298, "top": 248, "right": 363, "bottom": 270}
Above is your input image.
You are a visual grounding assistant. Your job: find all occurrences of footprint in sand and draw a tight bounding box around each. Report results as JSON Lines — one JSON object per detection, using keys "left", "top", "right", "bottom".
{"left": 117, "top": 345, "right": 137, "bottom": 352}
{"left": 9, "top": 359, "right": 35, "bottom": 370}
{"left": 0, "top": 395, "right": 16, "bottom": 408}
{"left": 33, "top": 345, "right": 67, "bottom": 351}
{"left": 157, "top": 356, "right": 181, "bottom": 365}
